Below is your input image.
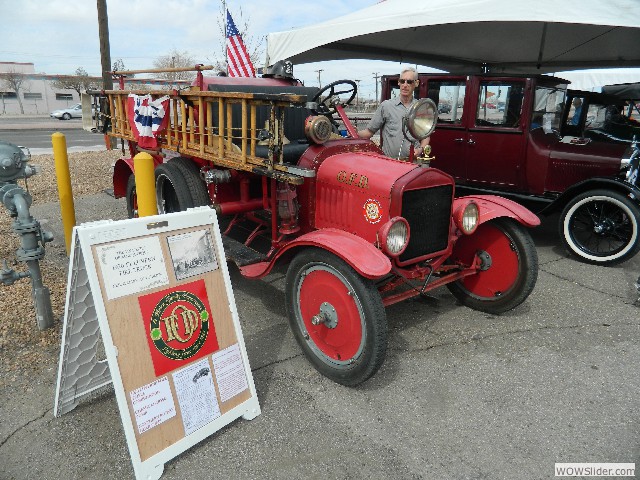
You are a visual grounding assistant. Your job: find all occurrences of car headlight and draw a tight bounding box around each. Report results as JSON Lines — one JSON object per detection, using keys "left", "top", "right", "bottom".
{"left": 454, "top": 201, "right": 479, "bottom": 234}
{"left": 378, "top": 217, "right": 410, "bottom": 256}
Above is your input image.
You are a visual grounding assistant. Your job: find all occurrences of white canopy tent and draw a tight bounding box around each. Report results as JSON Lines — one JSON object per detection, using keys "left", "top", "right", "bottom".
{"left": 266, "top": 0, "right": 640, "bottom": 75}
{"left": 549, "top": 68, "right": 640, "bottom": 91}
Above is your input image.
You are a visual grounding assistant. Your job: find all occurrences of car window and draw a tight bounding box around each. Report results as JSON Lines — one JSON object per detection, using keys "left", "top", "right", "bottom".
{"left": 531, "top": 87, "right": 566, "bottom": 132}
{"left": 425, "top": 80, "right": 465, "bottom": 124}
{"left": 476, "top": 81, "right": 524, "bottom": 128}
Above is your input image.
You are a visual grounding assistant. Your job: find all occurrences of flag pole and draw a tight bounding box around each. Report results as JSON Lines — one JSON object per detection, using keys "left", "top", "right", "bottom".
{"left": 223, "top": 0, "right": 228, "bottom": 74}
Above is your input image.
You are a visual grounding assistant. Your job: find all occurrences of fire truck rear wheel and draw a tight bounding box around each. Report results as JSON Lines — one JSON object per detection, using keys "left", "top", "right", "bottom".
{"left": 155, "top": 163, "right": 194, "bottom": 214}
{"left": 125, "top": 174, "right": 138, "bottom": 218}
{"left": 446, "top": 218, "right": 538, "bottom": 314}
{"left": 169, "top": 157, "right": 210, "bottom": 207}
{"left": 285, "top": 248, "right": 387, "bottom": 386}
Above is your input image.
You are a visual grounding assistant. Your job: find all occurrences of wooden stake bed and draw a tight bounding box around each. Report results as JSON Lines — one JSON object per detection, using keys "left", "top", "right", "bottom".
{"left": 101, "top": 88, "right": 313, "bottom": 185}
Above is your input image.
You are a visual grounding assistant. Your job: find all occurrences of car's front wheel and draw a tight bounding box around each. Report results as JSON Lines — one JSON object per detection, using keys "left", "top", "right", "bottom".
{"left": 62, "top": 113, "right": 71, "bottom": 120}
{"left": 560, "top": 189, "right": 640, "bottom": 265}
{"left": 285, "top": 248, "right": 387, "bottom": 386}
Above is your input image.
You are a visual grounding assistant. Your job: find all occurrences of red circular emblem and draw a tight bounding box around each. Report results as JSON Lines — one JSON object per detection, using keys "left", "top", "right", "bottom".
{"left": 363, "top": 199, "right": 383, "bottom": 224}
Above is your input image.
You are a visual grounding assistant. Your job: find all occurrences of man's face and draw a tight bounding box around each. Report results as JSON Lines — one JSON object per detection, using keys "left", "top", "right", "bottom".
{"left": 399, "top": 73, "right": 417, "bottom": 97}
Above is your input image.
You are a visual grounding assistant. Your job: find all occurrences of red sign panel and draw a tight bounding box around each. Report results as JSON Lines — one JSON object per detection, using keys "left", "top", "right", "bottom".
{"left": 138, "top": 279, "right": 219, "bottom": 376}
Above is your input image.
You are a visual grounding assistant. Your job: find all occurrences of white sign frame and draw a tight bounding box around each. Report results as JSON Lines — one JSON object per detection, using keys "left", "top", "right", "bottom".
{"left": 61, "top": 207, "right": 260, "bottom": 480}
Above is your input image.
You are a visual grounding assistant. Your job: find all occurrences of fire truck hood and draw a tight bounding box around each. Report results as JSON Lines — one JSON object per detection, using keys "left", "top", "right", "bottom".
{"left": 316, "top": 152, "right": 419, "bottom": 192}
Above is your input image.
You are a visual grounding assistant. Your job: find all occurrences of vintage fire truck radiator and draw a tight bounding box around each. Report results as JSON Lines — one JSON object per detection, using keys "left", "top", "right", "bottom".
{"left": 399, "top": 185, "right": 453, "bottom": 262}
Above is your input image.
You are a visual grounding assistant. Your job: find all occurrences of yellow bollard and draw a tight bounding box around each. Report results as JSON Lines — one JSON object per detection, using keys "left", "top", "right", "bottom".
{"left": 51, "top": 132, "right": 76, "bottom": 255}
{"left": 133, "top": 152, "right": 158, "bottom": 217}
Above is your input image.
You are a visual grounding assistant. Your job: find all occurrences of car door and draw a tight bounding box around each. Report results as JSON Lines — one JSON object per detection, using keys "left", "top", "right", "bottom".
{"left": 463, "top": 77, "right": 527, "bottom": 190}
{"left": 422, "top": 76, "right": 469, "bottom": 181}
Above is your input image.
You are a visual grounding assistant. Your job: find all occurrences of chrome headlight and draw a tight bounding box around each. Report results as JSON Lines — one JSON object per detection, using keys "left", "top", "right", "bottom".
{"left": 304, "top": 115, "right": 333, "bottom": 144}
{"left": 404, "top": 98, "right": 438, "bottom": 140}
{"left": 454, "top": 201, "right": 479, "bottom": 234}
{"left": 378, "top": 217, "right": 410, "bottom": 256}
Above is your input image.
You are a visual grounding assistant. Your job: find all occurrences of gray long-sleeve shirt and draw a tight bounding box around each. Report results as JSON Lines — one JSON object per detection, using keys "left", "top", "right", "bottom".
{"left": 366, "top": 97, "right": 418, "bottom": 159}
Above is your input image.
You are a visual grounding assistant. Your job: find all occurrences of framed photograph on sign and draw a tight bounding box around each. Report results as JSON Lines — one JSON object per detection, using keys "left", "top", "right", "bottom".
{"left": 167, "top": 229, "right": 218, "bottom": 281}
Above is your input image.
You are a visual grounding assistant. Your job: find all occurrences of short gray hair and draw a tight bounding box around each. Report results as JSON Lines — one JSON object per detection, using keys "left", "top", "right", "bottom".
{"left": 400, "top": 66, "right": 418, "bottom": 80}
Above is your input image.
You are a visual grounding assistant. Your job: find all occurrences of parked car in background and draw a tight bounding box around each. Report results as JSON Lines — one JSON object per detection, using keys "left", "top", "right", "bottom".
{"left": 50, "top": 103, "right": 82, "bottom": 120}
{"left": 565, "top": 89, "right": 640, "bottom": 144}
{"left": 381, "top": 73, "right": 640, "bottom": 266}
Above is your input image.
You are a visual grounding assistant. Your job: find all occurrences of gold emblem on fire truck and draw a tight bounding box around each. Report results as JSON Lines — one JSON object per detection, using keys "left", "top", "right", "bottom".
{"left": 363, "top": 198, "right": 383, "bottom": 224}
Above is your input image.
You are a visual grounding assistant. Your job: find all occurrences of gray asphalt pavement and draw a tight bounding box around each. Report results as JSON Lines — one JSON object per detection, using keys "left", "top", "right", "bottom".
{"left": 0, "top": 114, "right": 106, "bottom": 154}
{"left": 1, "top": 186, "right": 639, "bottom": 479}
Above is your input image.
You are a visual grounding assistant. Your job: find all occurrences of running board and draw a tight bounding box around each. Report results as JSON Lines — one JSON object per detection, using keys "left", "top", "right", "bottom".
{"left": 222, "top": 235, "right": 267, "bottom": 267}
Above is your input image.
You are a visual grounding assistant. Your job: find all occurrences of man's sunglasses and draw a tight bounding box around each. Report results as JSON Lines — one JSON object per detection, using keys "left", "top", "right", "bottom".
{"left": 398, "top": 79, "right": 416, "bottom": 85}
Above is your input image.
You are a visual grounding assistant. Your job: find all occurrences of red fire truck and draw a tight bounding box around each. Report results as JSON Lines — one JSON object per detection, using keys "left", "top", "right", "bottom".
{"left": 91, "top": 63, "right": 540, "bottom": 385}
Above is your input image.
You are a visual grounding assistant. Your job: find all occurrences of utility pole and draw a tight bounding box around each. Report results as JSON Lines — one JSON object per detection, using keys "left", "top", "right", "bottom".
{"left": 97, "top": 0, "right": 116, "bottom": 148}
{"left": 315, "top": 69, "right": 324, "bottom": 88}
{"left": 354, "top": 79, "right": 361, "bottom": 110}
{"left": 372, "top": 72, "right": 380, "bottom": 105}
{"left": 96, "top": 0, "right": 112, "bottom": 91}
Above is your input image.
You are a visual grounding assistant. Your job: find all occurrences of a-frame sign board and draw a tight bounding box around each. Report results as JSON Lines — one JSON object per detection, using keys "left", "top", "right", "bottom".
{"left": 54, "top": 207, "right": 260, "bottom": 480}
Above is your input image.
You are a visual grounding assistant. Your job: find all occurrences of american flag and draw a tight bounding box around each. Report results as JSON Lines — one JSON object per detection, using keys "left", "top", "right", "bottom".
{"left": 226, "top": 10, "right": 256, "bottom": 77}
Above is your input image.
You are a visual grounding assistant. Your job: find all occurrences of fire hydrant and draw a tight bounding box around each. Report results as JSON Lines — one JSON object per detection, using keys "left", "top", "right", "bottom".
{"left": 0, "top": 140, "right": 55, "bottom": 330}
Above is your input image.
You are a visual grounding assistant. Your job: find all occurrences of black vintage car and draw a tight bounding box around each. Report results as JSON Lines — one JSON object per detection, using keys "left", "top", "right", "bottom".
{"left": 564, "top": 87, "right": 640, "bottom": 144}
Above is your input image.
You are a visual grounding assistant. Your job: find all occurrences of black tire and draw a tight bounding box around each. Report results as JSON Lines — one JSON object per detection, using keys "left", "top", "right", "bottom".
{"left": 168, "top": 157, "right": 210, "bottom": 207}
{"left": 62, "top": 113, "right": 71, "bottom": 120}
{"left": 155, "top": 162, "right": 194, "bottom": 214}
{"left": 559, "top": 189, "right": 640, "bottom": 265}
{"left": 446, "top": 218, "right": 538, "bottom": 314}
{"left": 285, "top": 248, "right": 387, "bottom": 386}
{"left": 126, "top": 174, "right": 138, "bottom": 218}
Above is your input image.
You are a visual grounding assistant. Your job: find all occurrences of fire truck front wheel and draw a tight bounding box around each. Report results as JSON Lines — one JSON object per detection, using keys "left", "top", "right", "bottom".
{"left": 285, "top": 248, "right": 387, "bottom": 386}
{"left": 446, "top": 218, "right": 538, "bottom": 314}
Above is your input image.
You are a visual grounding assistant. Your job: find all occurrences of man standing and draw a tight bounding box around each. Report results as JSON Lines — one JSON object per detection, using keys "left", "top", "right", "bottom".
{"left": 570, "top": 97, "right": 583, "bottom": 125}
{"left": 358, "top": 66, "right": 430, "bottom": 160}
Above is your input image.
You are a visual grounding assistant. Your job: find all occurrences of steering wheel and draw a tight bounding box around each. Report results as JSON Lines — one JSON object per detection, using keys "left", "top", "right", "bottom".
{"left": 311, "top": 80, "right": 357, "bottom": 116}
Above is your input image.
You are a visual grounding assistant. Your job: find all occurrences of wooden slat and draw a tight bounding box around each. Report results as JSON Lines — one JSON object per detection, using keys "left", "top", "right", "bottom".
{"left": 101, "top": 87, "right": 310, "bottom": 185}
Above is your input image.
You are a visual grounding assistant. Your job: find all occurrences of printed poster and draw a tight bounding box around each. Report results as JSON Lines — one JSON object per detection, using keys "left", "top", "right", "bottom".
{"left": 212, "top": 344, "right": 249, "bottom": 403}
{"left": 172, "top": 358, "right": 221, "bottom": 435}
{"left": 129, "top": 377, "right": 177, "bottom": 435}
{"left": 96, "top": 236, "right": 169, "bottom": 300}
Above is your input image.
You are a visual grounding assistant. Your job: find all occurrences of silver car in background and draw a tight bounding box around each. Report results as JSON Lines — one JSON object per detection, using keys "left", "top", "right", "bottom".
{"left": 50, "top": 103, "right": 82, "bottom": 120}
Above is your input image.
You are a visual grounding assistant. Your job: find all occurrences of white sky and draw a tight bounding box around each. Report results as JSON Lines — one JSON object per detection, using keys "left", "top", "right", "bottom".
{"left": 0, "top": 0, "right": 442, "bottom": 100}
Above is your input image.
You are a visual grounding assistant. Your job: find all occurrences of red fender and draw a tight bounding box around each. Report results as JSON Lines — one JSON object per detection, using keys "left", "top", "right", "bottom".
{"left": 454, "top": 195, "right": 540, "bottom": 228}
{"left": 112, "top": 155, "right": 165, "bottom": 198}
{"left": 239, "top": 228, "right": 392, "bottom": 280}
{"left": 112, "top": 157, "right": 135, "bottom": 198}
